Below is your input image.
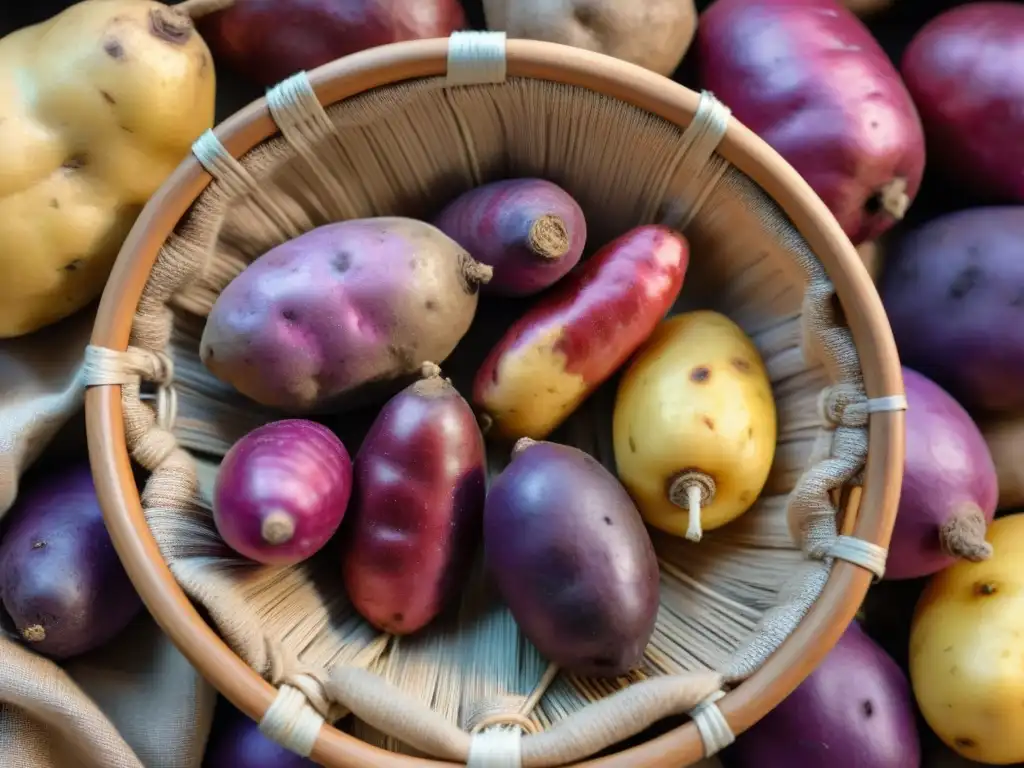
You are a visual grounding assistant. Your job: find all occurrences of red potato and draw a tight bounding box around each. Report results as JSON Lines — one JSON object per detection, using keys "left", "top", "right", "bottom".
{"left": 195, "top": 0, "right": 466, "bottom": 87}
{"left": 696, "top": 0, "right": 925, "bottom": 245}
{"left": 473, "top": 225, "right": 689, "bottom": 441}
{"left": 434, "top": 178, "right": 587, "bottom": 297}
{"left": 901, "top": 3, "right": 1024, "bottom": 203}
{"left": 342, "top": 364, "right": 486, "bottom": 635}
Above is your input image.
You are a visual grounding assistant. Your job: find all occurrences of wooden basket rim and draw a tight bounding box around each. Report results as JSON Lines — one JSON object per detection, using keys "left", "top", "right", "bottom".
{"left": 84, "top": 36, "right": 905, "bottom": 768}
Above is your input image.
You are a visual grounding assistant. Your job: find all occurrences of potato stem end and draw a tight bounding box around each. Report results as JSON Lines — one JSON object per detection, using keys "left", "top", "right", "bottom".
{"left": 667, "top": 471, "right": 716, "bottom": 543}
{"left": 940, "top": 503, "right": 993, "bottom": 562}
{"left": 261, "top": 510, "right": 296, "bottom": 546}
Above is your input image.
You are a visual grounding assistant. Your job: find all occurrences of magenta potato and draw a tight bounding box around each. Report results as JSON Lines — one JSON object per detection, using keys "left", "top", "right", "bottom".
{"left": 723, "top": 621, "right": 920, "bottom": 768}
{"left": 880, "top": 207, "right": 1024, "bottom": 413}
{"left": 885, "top": 369, "right": 997, "bottom": 581}
{"left": 342, "top": 364, "right": 486, "bottom": 634}
{"left": 902, "top": 3, "right": 1024, "bottom": 202}
{"left": 0, "top": 464, "right": 143, "bottom": 660}
{"left": 696, "top": 0, "right": 925, "bottom": 245}
{"left": 484, "top": 439, "right": 659, "bottom": 677}
{"left": 434, "top": 178, "right": 587, "bottom": 297}
{"left": 200, "top": 217, "right": 491, "bottom": 414}
{"left": 204, "top": 706, "right": 315, "bottom": 767}
{"left": 213, "top": 419, "right": 352, "bottom": 566}
{"left": 197, "top": 0, "right": 466, "bottom": 87}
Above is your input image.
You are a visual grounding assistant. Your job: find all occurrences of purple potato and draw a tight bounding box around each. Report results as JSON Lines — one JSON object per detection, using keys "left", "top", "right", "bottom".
{"left": 723, "top": 621, "right": 920, "bottom": 768}
{"left": 881, "top": 206, "right": 1024, "bottom": 413}
{"left": 484, "top": 439, "right": 659, "bottom": 677}
{"left": 200, "top": 217, "right": 492, "bottom": 414}
{"left": 213, "top": 419, "right": 352, "bottom": 566}
{"left": 885, "top": 368, "right": 997, "bottom": 580}
{"left": 342, "top": 363, "right": 486, "bottom": 634}
{"left": 204, "top": 706, "right": 315, "bottom": 767}
{"left": 434, "top": 178, "right": 587, "bottom": 297}
{"left": 0, "top": 463, "right": 143, "bottom": 659}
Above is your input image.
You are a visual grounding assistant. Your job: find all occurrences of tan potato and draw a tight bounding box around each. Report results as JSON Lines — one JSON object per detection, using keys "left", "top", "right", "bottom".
{"left": 980, "top": 414, "right": 1024, "bottom": 511}
{"left": 482, "top": 0, "right": 697, "bottom": 77}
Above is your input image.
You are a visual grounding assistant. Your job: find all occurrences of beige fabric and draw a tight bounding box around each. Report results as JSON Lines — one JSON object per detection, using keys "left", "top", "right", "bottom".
{"left": 0, "top": 617, "right": 214, "bottom": 768}
{"left": 89, "top": 70, "right": 883, "bottom": 766}
{"left": 0, "top": 311, "right": 216, "bottom": 768}
{"left": 0, "top": 308, "right": 93, "bottom": 518}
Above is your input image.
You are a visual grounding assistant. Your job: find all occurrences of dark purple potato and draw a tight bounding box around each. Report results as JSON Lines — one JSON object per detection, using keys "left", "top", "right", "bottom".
{"left": 484, "top": 438, "right": 659, "bottom": 677}
{"left": 203, "top": 706, "right": 315, "bottom": 767}
{"left": 214, "top": 419, "right": 352, "bottom": 566}
{"left": 0, "top": 463, "right": 143, "bottom": 660}
{"left": 342, "top": 363, "right": 486, "bottom": 634}
{"left": 434, "top": 178, "right": 587, "bottom": 296}
{"left": 723, "top": 621, "right": 920, "bottom": 768}
{"left": 885, "top": 368, "right": 997, "bottom": 581}
{"left": 902, "top": 3, "right": 1024, "bottom": 203}
{"left": 881, "top": 207, "right": 1024, "bottom": 413}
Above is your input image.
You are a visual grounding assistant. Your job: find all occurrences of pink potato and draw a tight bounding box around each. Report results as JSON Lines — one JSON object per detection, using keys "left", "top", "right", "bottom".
{"left": 200, "top": 217, "right": 492, "bottom": 414}
{"left": 902, "top": 3, "right": 1024, "bottom": 202}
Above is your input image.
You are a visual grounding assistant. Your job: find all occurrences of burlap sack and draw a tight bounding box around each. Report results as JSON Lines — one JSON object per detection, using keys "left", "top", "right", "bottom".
{"left": 0, "top": 309, "right": 216, "bottom": 767}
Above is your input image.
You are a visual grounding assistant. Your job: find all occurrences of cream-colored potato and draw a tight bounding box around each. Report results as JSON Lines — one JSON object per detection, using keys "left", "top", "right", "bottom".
{"left": 0, "top": 0, "right": 215, "bottom": 338}
{"left": 910, "top": 514, "right": 1024, "bottom": 765}
{"left": 482, "top": 0, "right": 697, "bottom": 77}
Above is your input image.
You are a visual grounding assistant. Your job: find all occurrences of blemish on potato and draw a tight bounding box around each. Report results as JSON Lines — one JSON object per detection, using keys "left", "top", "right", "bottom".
{"left": 628, "top": 436, "right": 636, "bottom": 453}
{"left": 973, "top": 581, "right": 998, "bottom": 596}
{"left": 31, "top": 541, "right": 45, "bottom": 549}
{"left": 603, "top": 516, "right": 613, "bottom": 526}
{"left": 731, "top": 357, "right": 751, "bottom": 373}
{"left": 948, "top": 265, "right": 982, "bottom": 300}
{"left": 281, "top": 309, "right": 297, "bottom": 322}
{"left": 425, "top": 299, "right": 438, "bottom": 311}
{"left": 62, "top": 154, "right": 87, "bottom": 171}
{"left": 62, "top": 259, "right": 84, "bottom": 273}
{"left": 690, "top": 366, "right": 711, "bottom": 382}
{"left": 103, "top": 39, "right": 125, "bottom": 60}
{"left": 747, "top": 426, "right": 754, "bottom": 439}
{"left": 954, "top": 737, "right": 977, "bottom": 750}
{"left": 1011, "top": 288, "right": 1024, "bottom": 308}
{"left": 100, "top": 90, "right": 116, "bottom": 105}
{"left": 332, "top": 251, "right": 351, "bottom": 273}
{"left": 49, "top": 199, "right": 59, "bottom": 209}
{"left": 702, "top": 415, "right": 715, "bottom": 430}
{"left": 861, "top": 700, "right": 873, "bottom": 717}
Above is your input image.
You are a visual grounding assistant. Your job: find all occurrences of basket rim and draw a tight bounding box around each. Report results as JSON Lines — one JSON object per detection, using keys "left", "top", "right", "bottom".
{"left": 85, "top": 36, "right": 905, "bottom": 768}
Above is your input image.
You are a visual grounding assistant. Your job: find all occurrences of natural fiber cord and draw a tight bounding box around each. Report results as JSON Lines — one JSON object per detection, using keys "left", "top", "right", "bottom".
{"left": 83, "top": 33, "right": 898, "bottom": 766}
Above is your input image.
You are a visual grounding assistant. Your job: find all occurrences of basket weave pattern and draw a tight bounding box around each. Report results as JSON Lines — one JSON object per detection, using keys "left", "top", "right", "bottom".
{"left": 83, "top": 34, "right": 897, "bottom": 768}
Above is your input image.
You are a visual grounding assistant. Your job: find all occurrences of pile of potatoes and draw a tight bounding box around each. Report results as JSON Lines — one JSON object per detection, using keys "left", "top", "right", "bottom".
{"left": 200, "top": 176, "right": 778, "bottom": 679}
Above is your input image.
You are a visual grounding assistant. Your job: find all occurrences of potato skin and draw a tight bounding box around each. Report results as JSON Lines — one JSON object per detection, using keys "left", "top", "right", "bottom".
{"left": 880, "top": 207, "right": 1024, "bottom": 413}
{"left": 902, "top": 3, "right": 1024, "bottom": 202}
{"left": 473, "top": 225, "right": 689, "bottom": 441}
{"left": 696, "top": 0, "right": 924, "bottom": 245}
{"left": 342, "top": 368, "right": 486, "bottom": 635}
{"left": 613, "top": 311, "right": 776, "bottom": 538}
{"left": 0, "top": 0, "right": 215, "bottom": 338}
{"left": 0, "top": 463, "right": 143, "bottom": 659}
{"left": 910, "top": 514, "right": 1024, "bottom": 764}
{"left": 201, "top": 217, "right": 491, "bottom": 413}
{"left": 484, "top": 440, "right": 659, "bottom": 677}
{"left": 727, "top": 621, "right": 919, "bottom": 768}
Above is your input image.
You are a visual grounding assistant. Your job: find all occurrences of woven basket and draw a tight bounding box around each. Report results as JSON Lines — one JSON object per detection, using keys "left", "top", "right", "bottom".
{"left": 84, "top": 33, "right": 905, "bottom": 768}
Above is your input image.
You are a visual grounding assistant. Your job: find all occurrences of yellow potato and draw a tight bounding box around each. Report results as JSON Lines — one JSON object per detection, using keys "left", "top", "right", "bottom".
{"left": 612, "top": 310, "right": 776, "bottom": 541}
{"left": 910, "top": 513, "right": 1024, "bottom": 765}
{"left": 0, "top": 0, "right": 215, "bottom": 338}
